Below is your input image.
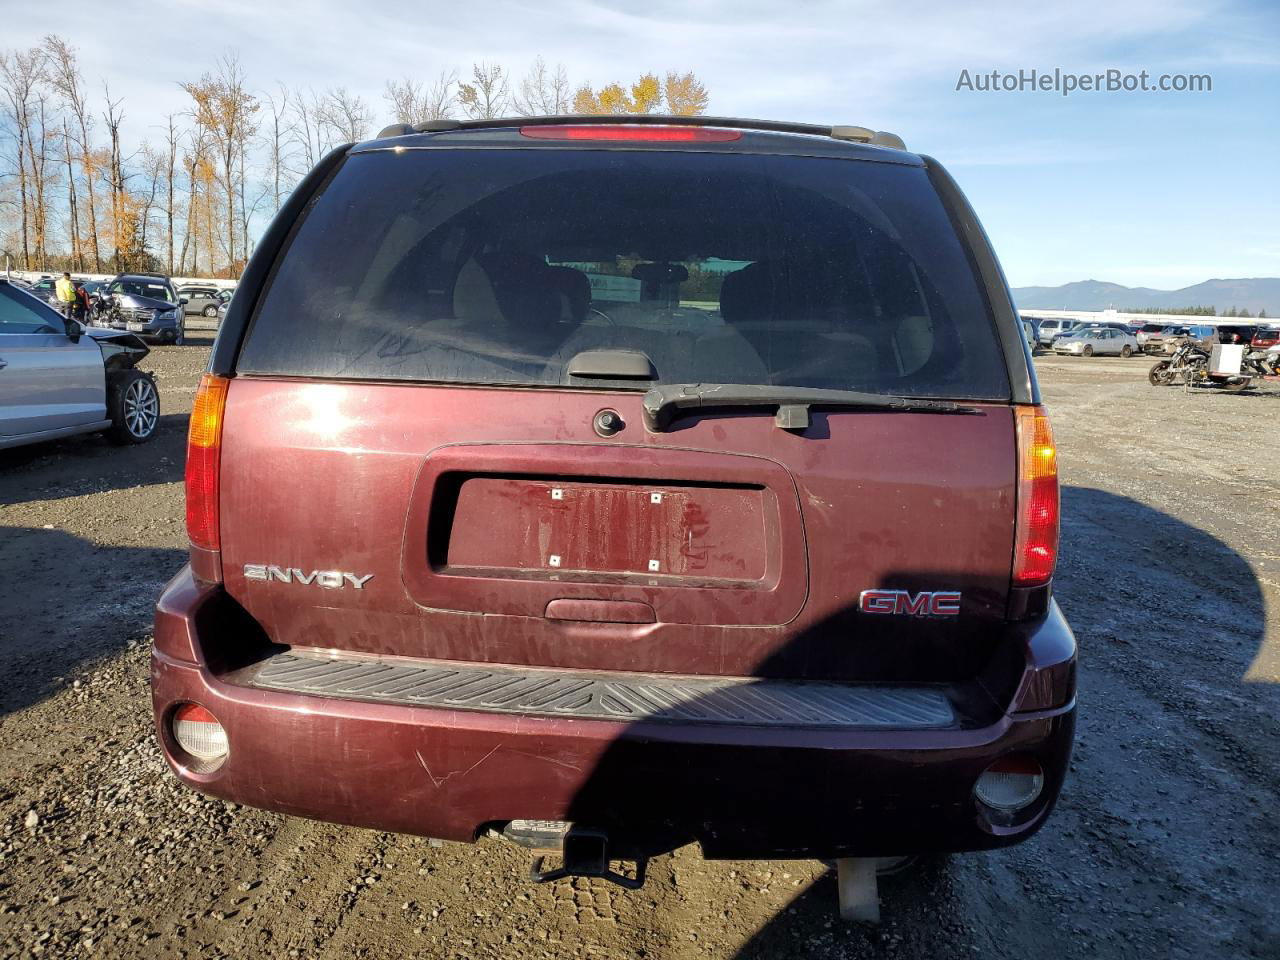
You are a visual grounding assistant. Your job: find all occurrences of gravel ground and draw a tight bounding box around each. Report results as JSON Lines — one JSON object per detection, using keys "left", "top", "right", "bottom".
{"left": 1, "top": 344, "right": 1277, "bottom": 959}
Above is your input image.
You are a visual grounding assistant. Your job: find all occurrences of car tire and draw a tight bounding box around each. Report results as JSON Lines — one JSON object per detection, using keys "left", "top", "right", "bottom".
{"left": 1121, "top": 344, "right": 1133, "bottom": 358}
{"left": 1082, "top": 344, "right": 1094, "bottom": 357}
{"left": 107, "top": 369, "right": 160, "bottom": 444}
{"left": 203, "top": 304, "right": 218, "bottom": 317}
{"left": 175, "top": 324, "right": 185, "bottom": 346}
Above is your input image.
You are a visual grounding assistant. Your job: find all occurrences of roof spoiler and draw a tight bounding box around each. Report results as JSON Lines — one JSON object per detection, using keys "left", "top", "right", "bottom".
{"left": 376, "top": 115, "right": 906, "bottom": 150}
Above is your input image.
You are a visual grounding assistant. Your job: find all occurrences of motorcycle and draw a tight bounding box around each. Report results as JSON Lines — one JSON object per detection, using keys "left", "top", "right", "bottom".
{"left": 1244, "top": 348, "right": 1280, "bottom": 378}
{"left": 1150, "top": 338, "right": 1257, "bottom": 391}
{"left": 89, "top": 289, "right": 118, "bottom": 326}
{"left": 1149, "top": 339, "right": 1210, "bottom": 386}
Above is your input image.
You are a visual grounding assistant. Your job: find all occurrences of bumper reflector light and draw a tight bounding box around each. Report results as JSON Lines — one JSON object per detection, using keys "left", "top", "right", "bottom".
{"left": 171, "top": 703, "right": 228, "bottom": 771}
{"left": 974, "top": 755, "right": 1044, "bottom": 812}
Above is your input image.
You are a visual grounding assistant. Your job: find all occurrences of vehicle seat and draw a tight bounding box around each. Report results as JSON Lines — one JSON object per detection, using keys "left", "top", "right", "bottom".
{"left": 720, "top": 261, "right": 880, "bottom": 385}
{"left": 546, "top": 266, "right": 591, "bottom": 323}
{"left": 452, "top": 252, "right": 571, "bottom": 362}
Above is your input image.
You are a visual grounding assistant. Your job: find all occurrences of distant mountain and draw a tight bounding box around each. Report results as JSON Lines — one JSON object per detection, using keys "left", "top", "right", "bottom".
{"left": 1011, "top": 278, "right": 1280, "bottom": 316}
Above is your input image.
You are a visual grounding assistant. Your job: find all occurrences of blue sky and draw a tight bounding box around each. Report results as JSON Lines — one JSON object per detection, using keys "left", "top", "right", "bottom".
{"left": 5, "top": 0, "right": 1277, "bottom": 288}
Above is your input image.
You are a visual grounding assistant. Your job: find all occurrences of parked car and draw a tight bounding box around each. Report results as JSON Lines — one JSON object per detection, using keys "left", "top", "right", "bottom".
{"left": 1250, "top": 324, "right": 1280, "bottom": 350}
{"left": 0, "top": 279, "right": 160, "bottom": 448}
{"left": 27, "top": 276, "right": 58, "bottom": 304}
{"left": 1051, "top": 326, "right": 1139, "bottom": 357}
{"left": 1133, "top": 322, "right": 1168, "bottom": 351}
{"left": 1021, "top": 317, "right": 1039, "bottom": 351}
{"left": 1048, "top": 321, "right": 1132, "bottom": 347}
{"left": 178, "top": 285, "right": 231, "bottom": 318}
{"left": 1035, "top": 317, "right": 1067, "bottom": 346}
{"left": 151, "top": 116, "right": 1075, "bottom": 917}
{"left": 102, "top": 274, "right": 185, "bottom": 344}
{"left": 1215, "top": 324, "right": 1258, "bottom": 345}
{"left": 1159, "top": 324, "right": 1217, "bottom": 355}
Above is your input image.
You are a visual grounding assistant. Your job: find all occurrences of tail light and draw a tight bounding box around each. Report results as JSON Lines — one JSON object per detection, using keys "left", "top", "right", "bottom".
{"left": 974, "top": 754, "right": 1044, "bottom": 812}
{"left": 519, "top": 124, "right": 742, "bottom": 142}
{"left": 185, "top": 373, "right": 229, "bottom": 552}
{"left": 1012, "top": 406, "right": 1059, "bottom": 587}
{"left": 170, "top": 702, "right": 229, "bottom": 772}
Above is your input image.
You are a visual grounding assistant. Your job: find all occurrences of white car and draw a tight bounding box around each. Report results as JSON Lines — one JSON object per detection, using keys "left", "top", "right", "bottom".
{"left": 1051, "top": 327, "right": 1140, "bottom": 358}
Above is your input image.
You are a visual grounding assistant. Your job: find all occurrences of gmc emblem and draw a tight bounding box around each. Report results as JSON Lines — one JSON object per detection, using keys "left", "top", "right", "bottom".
{"left": 858, "top": 589, "right": 962, "bottom": 617}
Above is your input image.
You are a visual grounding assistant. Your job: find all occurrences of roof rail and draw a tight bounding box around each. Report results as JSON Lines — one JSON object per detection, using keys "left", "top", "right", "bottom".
{"left": 380, "top": 114, "right": 906, "bottom": 150}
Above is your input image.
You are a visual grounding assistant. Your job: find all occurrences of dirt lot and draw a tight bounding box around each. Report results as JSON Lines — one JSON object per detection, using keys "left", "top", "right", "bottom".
{"left": 1, "top": 344, "right": 1277, "bottom": 959}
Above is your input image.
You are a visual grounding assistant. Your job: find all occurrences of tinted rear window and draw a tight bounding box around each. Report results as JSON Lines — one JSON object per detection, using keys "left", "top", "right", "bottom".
{"left": 239, "top": 148, "right": 1009, "bottom": 400}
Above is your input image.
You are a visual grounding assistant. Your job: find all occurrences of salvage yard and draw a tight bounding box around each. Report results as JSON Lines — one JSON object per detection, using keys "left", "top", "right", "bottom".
{"left": 1, "top": 343, "right": 1277, "bottom": 959}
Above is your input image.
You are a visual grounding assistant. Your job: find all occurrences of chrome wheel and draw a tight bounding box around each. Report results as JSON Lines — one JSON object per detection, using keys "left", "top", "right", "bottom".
{"left": 124, "top": 377, "right": 159, "bottom": 438}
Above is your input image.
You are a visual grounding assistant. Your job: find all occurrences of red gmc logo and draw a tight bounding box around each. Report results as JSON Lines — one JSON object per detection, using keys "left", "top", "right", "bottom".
{"left": 858, "top": 590, "right": 962, "bottom": 617}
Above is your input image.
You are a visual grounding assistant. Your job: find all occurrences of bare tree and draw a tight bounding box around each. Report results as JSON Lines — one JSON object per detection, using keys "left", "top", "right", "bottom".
{"left": 457, "top": 62, "right": 509, "bottom": 119}
{"left": 163, "top": 114, "right": 179, "bottom": 274}
{"left": 513, "top": 57, "right": 571, "bottom": 116}
{"left": 0, "top": 47, "right": 45, "bottom": 268}
{"left": 136, "top": 144, "right": 165, "bottom": 259}
{"left": 316, "top": 87, "right": 372, "bottom": 144}
{"left": 421, "top": 70, "right": 457, "bottom": 121}
{"left": 101, "top": 84, "right": 128, "bottom": 269}
{"left": 285, "top": 87, "right": 316, "bottom": 172}
{"left": 384, "top": 71, "right": 456, "bottom": 125}
{"left": 45, "top": 35, "right": 101, "bottom": 270}
{"left": 60, "top": 117, "right": 80, "bottom": 268}
{"left": 178, "top": 133, "right": 203, "bottom": 273}
{"left": 261, "top": 84, "right": 295, "bottom": 214}
{"left": 181, "top": 54, "right": 258, "bottom": 275}
{"left": 24, "top": 86, "right": 57, "bottom": 268}
{"left": 384, "top": 77, "right": 423, "bottom": 125}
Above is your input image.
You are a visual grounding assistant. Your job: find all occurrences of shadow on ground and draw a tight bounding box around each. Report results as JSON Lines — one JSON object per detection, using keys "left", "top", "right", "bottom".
{"left": 555, "top": 485, "right": 1273, "bottom": 958}
{"left": 0, "top": 413, "right": 186, "bottom": 506}
{"left": 0, "top": 526, "right": 185, "bottom": 717}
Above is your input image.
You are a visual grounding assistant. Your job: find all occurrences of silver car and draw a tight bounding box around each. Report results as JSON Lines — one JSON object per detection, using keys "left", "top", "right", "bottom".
{"left": 1052, "top": 327, "right": 1140, "bottom": 357}
{"left": 0, "top": 280, "right": 160, "bottom": 449}
{"left": 178, "top": 285, "right": 231, "bottom": 318}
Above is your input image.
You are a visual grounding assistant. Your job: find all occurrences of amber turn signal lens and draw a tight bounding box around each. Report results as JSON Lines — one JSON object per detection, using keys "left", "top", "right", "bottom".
{"left": 1012, "top": 406, "right": 1059, "bottom": 587}
{"left": 185, "top": 374, "right": 229, "bottom": 552}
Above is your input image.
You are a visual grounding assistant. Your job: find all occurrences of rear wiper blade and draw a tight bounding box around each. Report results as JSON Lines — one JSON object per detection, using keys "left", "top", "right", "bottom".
{"left": 641, "top": 383, "right": 978, "bottom": 432}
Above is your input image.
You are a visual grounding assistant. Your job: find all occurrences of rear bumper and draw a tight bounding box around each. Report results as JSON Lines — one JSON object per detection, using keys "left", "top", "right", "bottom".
{"left": 152, "top": 566, "right": 1076, "bottom": 860}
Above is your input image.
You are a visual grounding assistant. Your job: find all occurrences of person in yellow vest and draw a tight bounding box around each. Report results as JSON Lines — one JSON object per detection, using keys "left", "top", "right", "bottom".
{"left": 54, "top": 272, "right": 78, "bottom": 319}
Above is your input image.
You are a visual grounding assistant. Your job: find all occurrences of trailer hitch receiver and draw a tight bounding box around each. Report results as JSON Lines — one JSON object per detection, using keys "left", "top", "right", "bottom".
{"left": 505, "top": 821, "right": 647, "bottom": 890}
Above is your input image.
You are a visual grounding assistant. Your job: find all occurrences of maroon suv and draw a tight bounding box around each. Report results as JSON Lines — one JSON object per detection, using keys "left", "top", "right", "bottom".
{"left": 152, "top": 116, "right": 1075, "bottom": 910}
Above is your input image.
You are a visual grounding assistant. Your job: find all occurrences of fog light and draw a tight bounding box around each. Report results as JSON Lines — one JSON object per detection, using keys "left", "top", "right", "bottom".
{"left": 171, "top": 703, "right": 228, "bottom": 772}
{"left": 974, "top": 755, "right": 1043, "bottom": 812}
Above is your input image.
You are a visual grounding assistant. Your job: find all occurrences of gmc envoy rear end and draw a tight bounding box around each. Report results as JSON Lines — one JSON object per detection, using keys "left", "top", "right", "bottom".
{"left": 152, "top": 115, "right": 1075, "bottom": 917}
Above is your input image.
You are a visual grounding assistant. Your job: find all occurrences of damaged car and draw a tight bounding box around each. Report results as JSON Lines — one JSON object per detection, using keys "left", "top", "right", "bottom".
{"left": 101, "top": 274, "right": 186, "bottom": 345}
{"left": 0, "top": 278, "right": 161, "bottom": 449}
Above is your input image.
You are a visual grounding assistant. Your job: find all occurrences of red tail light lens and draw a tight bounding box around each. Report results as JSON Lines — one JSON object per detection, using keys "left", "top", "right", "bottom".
{"left": 1012, "top": 406, "right": 1059, "bottom": 586}
{"left": 519, "top": 124, "right": 742, "bottom": 142}
{"left": 185, "top": 374, "right": 229, "bottom": 551}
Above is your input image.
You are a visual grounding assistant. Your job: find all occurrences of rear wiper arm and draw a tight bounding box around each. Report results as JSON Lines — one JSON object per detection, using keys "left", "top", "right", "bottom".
{"left": 642, "top": 383, "right": 978, "bottom": 432}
